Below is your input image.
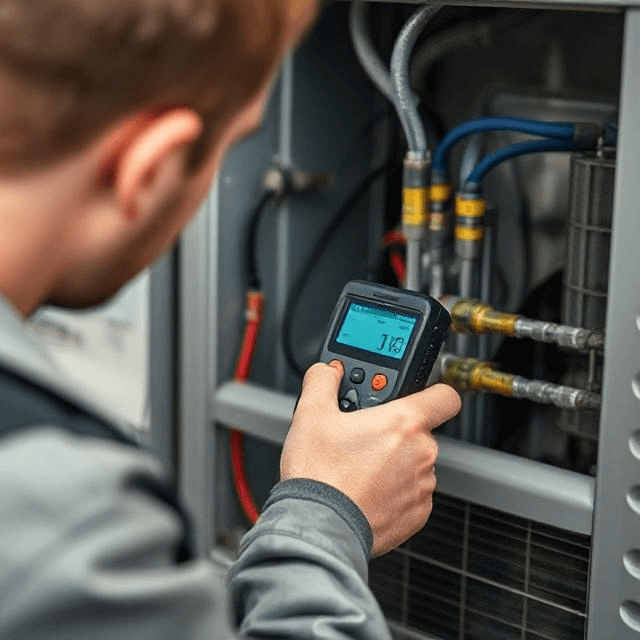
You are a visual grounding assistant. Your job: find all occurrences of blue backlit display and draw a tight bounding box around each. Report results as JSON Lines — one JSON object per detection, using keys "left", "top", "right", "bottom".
{"left": 335, "top": 302, "right": 417, "bottom": 360}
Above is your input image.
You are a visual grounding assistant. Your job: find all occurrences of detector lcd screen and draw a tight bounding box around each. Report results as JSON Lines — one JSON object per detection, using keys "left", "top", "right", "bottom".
{"left": 335, "top": 301, "right": 417, "bottom": 360}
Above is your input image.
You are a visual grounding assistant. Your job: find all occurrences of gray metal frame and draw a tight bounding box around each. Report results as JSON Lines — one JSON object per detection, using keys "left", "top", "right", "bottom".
{"left": 179, "top": 188, "right": 218, "bottom": 555}
{"left": 148, "top": 251, "right": 178, "bottom": 471}
{"left": 215, "top": 380, "right": 595, "bottom": 534}
{"left": 587, "top": 10, "right": 640, "bottom": 638}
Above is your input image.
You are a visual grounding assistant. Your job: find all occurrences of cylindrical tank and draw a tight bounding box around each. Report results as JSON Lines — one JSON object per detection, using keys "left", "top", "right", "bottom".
{"left": 561, "top": 148, "right": 616, "bottom": 440}
{"left": 562, "top": 148, "right": 616, "bottom": 329}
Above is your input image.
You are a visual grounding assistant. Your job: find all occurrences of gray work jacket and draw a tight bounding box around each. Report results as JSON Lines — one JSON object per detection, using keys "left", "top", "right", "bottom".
{"left": 0, "top": 297, "right": 392, "bottom": 639}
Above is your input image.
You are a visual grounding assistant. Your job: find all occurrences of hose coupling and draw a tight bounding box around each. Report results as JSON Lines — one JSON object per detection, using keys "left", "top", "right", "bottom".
{"left": 441, "top": 355, "right": 602, "bottom": 410}
{"left": 443, "top": 297, "right": 518, "bottom": 336}
{"left": 442, "top": 356, "right": 514, "bottom": 396}
{"left": 454, "top": 191, "right": 486, "bottom": 260}
{"left": 402, "top": 154, "right": 431, "bottom": 239}
{"left": 573, "top": 122, "right": 604, "bottom": 148}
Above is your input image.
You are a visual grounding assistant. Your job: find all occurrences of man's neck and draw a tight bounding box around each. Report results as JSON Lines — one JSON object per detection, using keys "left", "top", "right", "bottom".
{"left": 0, "top": 179, "right": 73, "bottom": 317}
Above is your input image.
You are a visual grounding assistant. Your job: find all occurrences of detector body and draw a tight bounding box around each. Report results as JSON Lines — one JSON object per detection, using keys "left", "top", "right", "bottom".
{"left": 318, "top": 280, "right": 450, "bottom": 411}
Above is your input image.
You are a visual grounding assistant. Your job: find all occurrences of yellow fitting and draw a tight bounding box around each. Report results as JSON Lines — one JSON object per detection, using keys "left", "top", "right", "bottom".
{"left": 470, "top": 362, "right": 515, "bottom": 396}
{"left": 430, "top": 183, "right": 452, "bottom": 203}
{"left": 476, "top": 308, "right": 519, "bottom": 336}
{"left": 402, "top": 187, "right": 429, "bottom": 227}
{"left": 455, "top": 196, "right": 486, "bottom": 218}
{"left": 443, "top": 357, "right": 514, "bottom": 397}
{"left": 451, "top": 299, "right": 518, "bottom": 336}
{"left": 455, "top": 226, "right": 484, "bottom": 242}
{"left": 442, "top": 357, "right": 477, "bottom": 392}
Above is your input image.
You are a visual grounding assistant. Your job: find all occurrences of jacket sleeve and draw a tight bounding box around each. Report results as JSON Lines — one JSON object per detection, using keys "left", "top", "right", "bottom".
{"left": 228, "top": 479, "right": 393, "bottom": 639}
{"left": 0, "top": 426, "right": 391, "bottom": 640}
{"left": 0, "top": 426, "right": 237, "bottom": 640}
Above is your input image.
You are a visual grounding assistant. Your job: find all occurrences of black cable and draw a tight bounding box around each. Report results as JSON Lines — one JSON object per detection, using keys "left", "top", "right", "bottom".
{"left": 281, "top": 162, "right": 395, "bottom": 379}
{"left": 246, "top": 192, "right": 274, "bottom": 291}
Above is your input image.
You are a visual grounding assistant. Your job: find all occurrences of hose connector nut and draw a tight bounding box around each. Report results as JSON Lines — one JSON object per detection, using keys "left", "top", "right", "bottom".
{"left": 573, "top": 122, "right": 604, "bottom": 148}
{"left": 402, "top": 155, "right": 431, "bottom": 230}
{"left": 451, "top": 298, "right": 519, "bottom": 336}
{"left": 455, "top": 193, "right": 486, "bottom": 259}
{"left": 430, "top": 183, "right": 452, "bottom": 204}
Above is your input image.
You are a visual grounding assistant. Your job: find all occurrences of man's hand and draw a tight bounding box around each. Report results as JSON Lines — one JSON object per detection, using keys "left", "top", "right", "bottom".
{"left": 280, "top": 360, "right": 462, "bottom": 556}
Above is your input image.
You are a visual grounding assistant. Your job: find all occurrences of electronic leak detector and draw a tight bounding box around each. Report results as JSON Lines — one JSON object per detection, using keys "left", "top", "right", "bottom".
{"left": 319, "top": 280, "right": 450, "bottom": 412}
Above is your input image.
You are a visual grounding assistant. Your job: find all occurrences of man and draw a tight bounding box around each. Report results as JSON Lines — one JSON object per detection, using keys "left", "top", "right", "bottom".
{"left": 0, "top": 1, "right": 461, "bottom": 638}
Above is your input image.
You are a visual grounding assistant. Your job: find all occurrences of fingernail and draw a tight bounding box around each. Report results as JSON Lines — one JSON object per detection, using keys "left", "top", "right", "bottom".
{"left": 328, "top": 359, "right": 343, "bottom": 371}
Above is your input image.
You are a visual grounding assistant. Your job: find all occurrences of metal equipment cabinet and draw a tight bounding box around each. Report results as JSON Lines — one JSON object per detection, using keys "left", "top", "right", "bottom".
{"left": 149, "top": 2, "right": 640, "bottom": 638}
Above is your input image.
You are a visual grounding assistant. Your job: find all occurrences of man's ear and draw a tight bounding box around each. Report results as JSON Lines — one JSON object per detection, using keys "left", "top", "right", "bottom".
{"left": 111, "top": 109, "right": 203, "bottom": 221}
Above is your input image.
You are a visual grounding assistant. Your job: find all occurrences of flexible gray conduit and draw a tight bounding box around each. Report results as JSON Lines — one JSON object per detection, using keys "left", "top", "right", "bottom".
{"left": 390, "top": 3, "right": 443, "bottom": 157}
{"left": 349, "top": 1, "right": 396, "bottom": 107}
{"left": 410, "top": 22, "right": 492, "bottom": 88}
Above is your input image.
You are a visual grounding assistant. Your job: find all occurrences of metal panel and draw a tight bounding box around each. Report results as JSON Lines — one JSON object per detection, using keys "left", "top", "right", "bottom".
{"left": 179, "top": 190, "right": 218, "bottom": 555}
{"left": 215, "top": 381, "right": 595, "bottom": 534}
{"left": 148, "top": 251, "right": 177, "bottom": 471}
{"left": 587, "top": 9, "right": 640, "bottom": 639}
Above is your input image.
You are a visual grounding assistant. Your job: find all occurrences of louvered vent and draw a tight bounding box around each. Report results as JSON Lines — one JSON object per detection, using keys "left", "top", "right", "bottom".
{"left": 369, "top": 493, "right": 590, "bottom": 640}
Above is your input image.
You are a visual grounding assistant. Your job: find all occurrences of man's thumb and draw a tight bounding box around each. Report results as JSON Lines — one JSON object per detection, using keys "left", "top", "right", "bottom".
{"left": 299, "top": 361, "right": 344, "bottom": 411}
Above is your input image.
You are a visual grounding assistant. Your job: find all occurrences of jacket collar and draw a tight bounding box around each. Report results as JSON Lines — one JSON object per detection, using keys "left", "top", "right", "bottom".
{"left": 0, "top": 296, "right": 134, "bottom": 435}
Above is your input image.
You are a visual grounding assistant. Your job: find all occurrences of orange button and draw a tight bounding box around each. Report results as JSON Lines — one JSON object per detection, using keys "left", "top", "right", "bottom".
{"left": 371, "top": 374, "right": 388, "bottom": 392}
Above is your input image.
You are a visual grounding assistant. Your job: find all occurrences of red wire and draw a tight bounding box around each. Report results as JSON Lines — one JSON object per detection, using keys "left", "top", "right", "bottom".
{"left": 390, "top": 250, "right": 407, "bottom": 284}
{"left": 230, "top": 290, "right": 264, "bottom": 526}
{"left": 230, "top": 430, "right": 260, "bottom": 524}
{"left": 384, "top": 229, "right": 407, "bottom": 284}
{"left": 234, "top": 317, "right": 261, "bottom": 381}
{"left": 383, "top": 229, "right": 405, "bottom": 247}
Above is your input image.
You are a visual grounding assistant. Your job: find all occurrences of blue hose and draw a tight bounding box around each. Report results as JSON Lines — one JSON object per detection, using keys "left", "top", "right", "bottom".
{"left": 432, "top": 117, "right": 576, "bottom": 174}
{"left": 464, "top": 138, "right": 578, "bottom": 188}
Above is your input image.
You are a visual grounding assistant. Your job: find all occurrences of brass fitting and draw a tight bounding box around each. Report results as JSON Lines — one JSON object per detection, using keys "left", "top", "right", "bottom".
{"left": 402, "top": 186, "right": 429, "bottom": 227}
{"left": 454, "top": 193, "right": 487, "bottom": 259}
{"left": 442, "top": 356, "right": 603, "bottom": 409}
{"left": 430, "top": 183, "right": 452, "bottom": 205}
{"left": 442, "top": 356, "right": 515, "bottom": 397}
{"left": 450, "top": 299, "right": 519, "bottom": 337}
{"left": 402, "top": 156, "right": 430, "bottom": 230}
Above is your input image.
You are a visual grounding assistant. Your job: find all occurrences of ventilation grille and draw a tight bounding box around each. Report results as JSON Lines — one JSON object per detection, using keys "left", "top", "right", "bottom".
{"left": 369, "top": 493, "right": 590, "bottom": 640}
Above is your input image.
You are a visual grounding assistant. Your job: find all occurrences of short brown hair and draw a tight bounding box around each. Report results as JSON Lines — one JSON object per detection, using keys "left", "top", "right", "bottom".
{"left": 0, "top": 0, "right": 294, "bottom": 174}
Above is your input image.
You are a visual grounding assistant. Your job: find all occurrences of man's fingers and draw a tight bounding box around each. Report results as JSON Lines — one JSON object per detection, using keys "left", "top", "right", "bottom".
{"left": 394, "top": 383, "right": 462, "bottom": 432}
{"left": 298, "top": 361, "right": 344, "bottom": 412}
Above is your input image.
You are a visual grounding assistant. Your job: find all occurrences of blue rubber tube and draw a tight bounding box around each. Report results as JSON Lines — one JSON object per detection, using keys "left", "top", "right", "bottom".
{"left": 432, "top": 117, "right": 576, "bottom": 174}
{"left": 464, "top": 138, "right": 578, "bottom": 188}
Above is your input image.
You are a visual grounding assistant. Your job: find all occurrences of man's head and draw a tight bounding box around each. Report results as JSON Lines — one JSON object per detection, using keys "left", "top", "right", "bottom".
{"left": 0, "top": 0, "right": 319, "bottom": 315}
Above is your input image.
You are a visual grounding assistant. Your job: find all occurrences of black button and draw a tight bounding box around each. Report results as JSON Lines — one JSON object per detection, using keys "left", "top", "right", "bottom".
{"left": 344, "top": 388, "right": 358, "bottom": 403}
{"left": 350, "top": 368, "right": 365, "bottom": 384}
{"left": 339, "top": 398, "right": 357, "bottom": 412}
{"left": 339, "top": 388, "right": 360, "bottom": 412}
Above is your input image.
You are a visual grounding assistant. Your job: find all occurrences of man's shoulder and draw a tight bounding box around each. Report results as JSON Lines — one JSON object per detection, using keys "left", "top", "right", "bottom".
{"left": 0, "top": 425, "right": 164, "bottom": 583}
{"left": 0, "top": 297, "right": 137, "bottom": 436}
